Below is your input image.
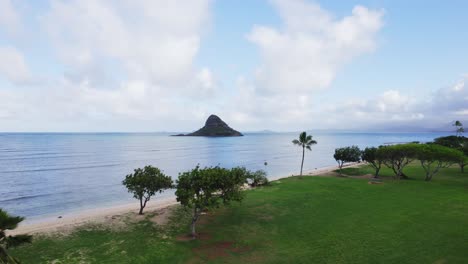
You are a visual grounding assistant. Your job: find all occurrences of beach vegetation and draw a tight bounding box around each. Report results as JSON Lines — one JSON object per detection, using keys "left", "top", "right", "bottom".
{"left": 415, "top": 144, "right": 464, "bottom": 181}
{"left": 376, "top": 143, "right": 419, "bottom": 179}
{"left": 0, "top": 209, "right": 32, "bottom": 264}
{"left": 122, "top": 166, "right": 173, "bottom": 215}
{"left": 453, "top": 120, "right": 465, "bottom": 137}
{"left": 433, "top": 135, "right": 468, "bottom": 172}
{"left": 175, "top": 166, "right": 246, "bottom": 238}
{"left": 333, "top": 146, "right": 361, "bottom": 175}
{"left": 246, "top": 170, "right": 269, "bottom": 187}
{"left": 292, "top": 131, "right": 317, "bottom": 176}
{"left": 361, "top": 147, "right": 383, "bottom": 178}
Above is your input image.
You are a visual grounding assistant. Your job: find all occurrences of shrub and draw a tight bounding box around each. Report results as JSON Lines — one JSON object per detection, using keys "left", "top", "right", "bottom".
{"left": 247, "top": 170, "right": 269, "bottom": 187}
{"left": 333, "top": 146, "right": 361, "bottom": 175}
{"left": 122, "top": 166, "right": 173, "bottom": 215}
{"left": 361, "top": 147, "right": 383, "bottom": 178}
{"left": 377, "top": 143, "right": 419, "bottom": 179}
{"left": 175, "top": 166, "right": 246, "bottom": 238}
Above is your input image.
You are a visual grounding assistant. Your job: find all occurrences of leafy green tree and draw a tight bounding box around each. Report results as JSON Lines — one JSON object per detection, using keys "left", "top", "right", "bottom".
{"left": 377, "top": 143, "right": 419, "bottom": 179}
{"left": 333, "top": 146, "right": 361, "bottom": 175}
{"left": 416, "top": 144, "right": 464, "bottom": 181}
{"left": 0, "top": 209, "right": 32, "bottom": 264}
{"left": 453, "top": 120, "right": 465, "bottom": 137}
{"left": 361, "top": 147, "right": 383, "bottom": 178}
{"left": 433, "top": 136, "right": 468, "bottom": 172}
{"left": 122, "top": 166, "right": 173, "bottom": 215}
{"left": 175, "top": 166, "right": 247, "bottom": 238}
{"left": 247, "top": 170, "right": 269, "bottom": 187}
{"left": 292, "top": 131, "right": 318, "bottom": 176}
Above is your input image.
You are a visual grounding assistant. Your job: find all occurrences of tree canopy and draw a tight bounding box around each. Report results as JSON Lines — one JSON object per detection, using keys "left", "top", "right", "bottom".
{"left": 175, "top": 166, "right": 248, "bottom": 238}
{"left": 415, "top": 144, "right": 464, "bottom": 181}
{"left": 122, "top": 166, "right": 173, "bottom": 215}
{"left": 361, "top": 147, "right": 383, "bottom": 178}
{"left": 376, "top": 143, "right": 419, "bottom": 179}
{"left": 333, "top": 146, "right": 361, "bottom": 175}
{"left": 433, "top": 136, "right": 468, "bottom": 172}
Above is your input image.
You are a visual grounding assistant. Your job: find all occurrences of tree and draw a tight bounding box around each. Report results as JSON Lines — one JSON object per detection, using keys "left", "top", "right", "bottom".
{"left": 416, "top": 144, "right": 464, "bottom": 181}
{"left": 377, "top": 143, "right": 419, "bottom": 180}
{"left": 333, "top": 146, "right": 361, "bottom": 175}
{"left": 0, "top": 209, "right": 32, "bottom": 264}
{"left": 246, "top": 170, "right": 269, "bottom": 187}
{"left": 122, "top": 166, "right": 173, "bottom": 215}
{"left": 175, "top": 166, "right": 247, "bottom": 238}
{"left": 433, "top": 136, "right": 468, "bottom": 172}
{"left": 453, "top": 120, "right": 465, "bottom": 137}
{"left": 361, "top": 147, "right": 383, "bottom": 178}
{"left": 292, "top": 131, "right": 318, "bottom": 176}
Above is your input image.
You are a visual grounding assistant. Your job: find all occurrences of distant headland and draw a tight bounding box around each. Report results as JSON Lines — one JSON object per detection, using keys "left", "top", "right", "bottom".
{"left": 174, "top": 115, "right": 243, "bottom": 137}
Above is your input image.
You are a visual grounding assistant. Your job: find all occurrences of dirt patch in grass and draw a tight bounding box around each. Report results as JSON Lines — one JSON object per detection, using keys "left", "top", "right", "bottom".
{"left": 176, "top": 232, "right": 212, "bottom": 242}
{"left": 192, "top": 241, "right": 252, "bottom": 260}
{"left": 149, "top": 206, "right": 174, "bottom": 226}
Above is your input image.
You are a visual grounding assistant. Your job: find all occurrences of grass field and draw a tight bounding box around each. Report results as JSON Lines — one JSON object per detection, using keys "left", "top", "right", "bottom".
{"left": 10, "top": 164, "right": 468, "bottom": 263}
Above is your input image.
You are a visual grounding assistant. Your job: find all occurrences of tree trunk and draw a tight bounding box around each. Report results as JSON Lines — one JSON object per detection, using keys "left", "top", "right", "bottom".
{"left": 139, "top": 198, "right": 144, "bottom": 215}
{"left": 191, "top": 207, "right": 198, "bottom": 238}
{"left": 300, "top": 146, "right": 305, "bottom": 176}
{"left": 425, "top": 172, "right": 431, "bottom": 181}
{"left": 139, "top": 197, "right": 148, "bottom": 215}
{"left": 461, "top": 164, "right": 465, "bottom": 173}
{"left": 374, "top": 167, "right": 380, "bottom": 178}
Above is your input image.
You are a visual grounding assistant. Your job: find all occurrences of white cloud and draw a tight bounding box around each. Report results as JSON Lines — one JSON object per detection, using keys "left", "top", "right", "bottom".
{"left": 0, "top": 0, "right": 218, "bottom": 131}
{"left": 322, "top": 76, "right": 468, "bottom": 131}
{"left": 247, "top": 0, "right": 384, "bottom": 95}
{"left": 224, "top": 0, "right": 385, "bottom": 130}
{"left": 41, "top": 0, "right": 212, "bottom": 88}
{"left": 0, "top": 0, "right": 22, "bottom": 36}
{"left": 0, "top": 46, "right": 30, "bottom": 84}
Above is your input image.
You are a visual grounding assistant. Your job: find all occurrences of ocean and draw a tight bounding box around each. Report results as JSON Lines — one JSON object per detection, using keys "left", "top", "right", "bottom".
{"left": 0, "top": 132, "right": 450, "bottom": 221}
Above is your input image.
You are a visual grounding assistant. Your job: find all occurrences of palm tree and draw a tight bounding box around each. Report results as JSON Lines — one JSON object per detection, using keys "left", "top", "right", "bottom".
{"left": 453, "top": 120, "right": 464, "bottom": 137}
{"left": 292, "top": 131, "right": 317, "bottom": 176}
{"left": 0, "top": 209, "right": 32, "bottom": 263}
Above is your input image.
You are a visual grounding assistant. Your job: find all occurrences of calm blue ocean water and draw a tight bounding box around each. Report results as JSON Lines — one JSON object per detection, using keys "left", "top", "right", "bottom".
{"left": 0, "top": 132, "right": 450, "bottom": 221}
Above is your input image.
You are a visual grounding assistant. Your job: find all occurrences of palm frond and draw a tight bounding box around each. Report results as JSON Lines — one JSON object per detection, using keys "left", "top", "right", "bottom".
{"left": 292, "top": 139, "right": 301, "bottom": 145}
{"left": 299, "top": 131, "right": 306, "bottom": 142}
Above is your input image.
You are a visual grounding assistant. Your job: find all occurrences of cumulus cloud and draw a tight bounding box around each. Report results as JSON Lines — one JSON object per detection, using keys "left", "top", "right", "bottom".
{"left": 0, "top": 0, "right": 218, "bottom": 131}
{"left": 247, "top": 0, "right": 384, "bottom": 95}
{"left": 323, "top": 76, "right": 468, "bottom": 131}
{"left": 324, "top": 90, "right": 424, "bottom": 129}
{"left": 0, "top": 46, "right": 31, "bottom": 84}
{"left": 0, "top": 0, "right": 22, "bottom": 36}
{"left": 224, "top": 0, "right": 385, "bottom": 130}
{"left": 41, "top": 0, "right": 211, "bottom": 88}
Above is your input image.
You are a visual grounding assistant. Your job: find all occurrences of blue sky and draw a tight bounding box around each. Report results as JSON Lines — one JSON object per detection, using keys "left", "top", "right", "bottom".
{"left": 0, "top": 0, "right": 467, "bottom": 132}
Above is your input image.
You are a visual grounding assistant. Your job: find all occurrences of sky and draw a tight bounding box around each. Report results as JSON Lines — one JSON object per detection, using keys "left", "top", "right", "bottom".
{"left": 0, "top": 0, "right": 467, "bottom": 132}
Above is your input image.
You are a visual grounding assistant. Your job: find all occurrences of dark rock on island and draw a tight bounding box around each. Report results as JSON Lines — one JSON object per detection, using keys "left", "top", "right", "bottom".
{"left": 175, "top": 115, "right": 243, "bottom": 137}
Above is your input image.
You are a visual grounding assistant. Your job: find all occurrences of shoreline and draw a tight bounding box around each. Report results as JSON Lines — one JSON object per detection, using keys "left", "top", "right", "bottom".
{"left": 11, "top": 162, "right": 360, "bottom": 235}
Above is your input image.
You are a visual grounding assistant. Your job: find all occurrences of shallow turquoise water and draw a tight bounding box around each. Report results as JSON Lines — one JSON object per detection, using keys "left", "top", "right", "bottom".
{"left": 0, "top": 132, "right": 450, "bottom": 220}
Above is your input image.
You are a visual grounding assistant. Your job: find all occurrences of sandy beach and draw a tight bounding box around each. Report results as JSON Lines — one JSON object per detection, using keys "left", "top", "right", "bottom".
{"left": 10, "top": 162, "right": 360, "bottom": 236}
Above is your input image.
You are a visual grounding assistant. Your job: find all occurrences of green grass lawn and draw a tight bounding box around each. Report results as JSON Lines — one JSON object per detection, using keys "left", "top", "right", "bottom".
{"left": 10, "top": 164, "right": 468, "bottom": 263}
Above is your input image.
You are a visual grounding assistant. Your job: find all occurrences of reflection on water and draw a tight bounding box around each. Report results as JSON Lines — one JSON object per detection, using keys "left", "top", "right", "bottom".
{"left": 0, "top": 132, "right": 449, "bottom": 220}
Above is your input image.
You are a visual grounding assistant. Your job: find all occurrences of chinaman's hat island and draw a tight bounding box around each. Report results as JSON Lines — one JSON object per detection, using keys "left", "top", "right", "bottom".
{"left": 173, "top": 114, "right": 243, "bottom": 137}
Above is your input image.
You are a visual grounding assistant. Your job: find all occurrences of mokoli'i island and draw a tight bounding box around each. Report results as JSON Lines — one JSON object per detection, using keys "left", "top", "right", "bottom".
{"left": 1, "top": 1, "right": 468, "bottom": 264}
{"left": 174, "top": 115, "right": 243, "bottom": 137}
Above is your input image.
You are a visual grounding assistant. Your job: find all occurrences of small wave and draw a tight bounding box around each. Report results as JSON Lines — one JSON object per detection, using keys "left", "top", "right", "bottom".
{"left": 0, "top": 163, "right": 121, "bottom": 174}
{"left": 0, "top": 191, "right": 71, "bottom": 203}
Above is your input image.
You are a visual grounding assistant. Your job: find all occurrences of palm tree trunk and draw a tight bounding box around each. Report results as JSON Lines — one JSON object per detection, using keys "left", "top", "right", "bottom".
{"left": 300, "top": 146, "right": 305, "bottom": 176}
